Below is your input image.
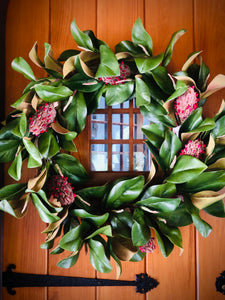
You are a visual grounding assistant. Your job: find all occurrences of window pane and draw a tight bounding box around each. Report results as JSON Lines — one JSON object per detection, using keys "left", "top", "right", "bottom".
{"left": 112, "top": 101, "right": 129, "bottom": 109}
{"left": 112, "top": 114, "right": 129, "bottom": 139}
{"left": 98, "top": 96, "right": 107, "bottom": 109}
{"left": 133, "top": 144, "right": 151, "bottom": 171}
{"left": 133, "top": 114, "right": 149, "bottom": 139}
{"left": 112, "top": 144, "right": 129, "bottom": 171}
{"left": 91, "top": 144, "right": 108, "bottom": 171}
{"left": 91, "top": 114, "right": 107, "bottom": 139}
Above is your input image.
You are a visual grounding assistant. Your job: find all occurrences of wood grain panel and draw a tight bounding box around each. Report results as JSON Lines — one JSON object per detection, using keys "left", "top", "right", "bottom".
{"left": 48, "top": 1, "right": 97, "bottom": 299}
{"left": 145, "top": 0, "right": 194, "bottom": 73}
{"left": 194, "top": 0, "right": 225, "bottom": 116}
{"left": 3, "top": 1, "right": 49, "bottom": 299}
{"left": 97, "top": 0, "right": 144, "bottom": 49}
{"left": 144, "top": 2, "right": 196, "bottom": 300}
{"left": 96, "top": 1, "right": 145, "bottom": 299}
{"left": 194, "top": 2, "right": 225, "bottom": 299}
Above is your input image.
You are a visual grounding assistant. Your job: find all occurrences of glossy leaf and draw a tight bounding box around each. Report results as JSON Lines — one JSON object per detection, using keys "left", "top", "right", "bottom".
{"left": 204, "top": 200, "right": 225, "bottom": 218}
{"left": 70, "top": 19, "right": 95, "bottom": 51}
{"left": 151, "top": 66, "right": 174, "bottom": 95}
{"left": 62, "top": 92, "right": 87, "bottom": 133}
{"left": 89, "top": 237, "right": 113, "bottom": 273}
{"left": 38, "top": 130, "right": 60, "bottom": 159}
{"left": 136, "top": 196, "right": 180, "bottom": 213}
{"left": 159, "top": 129, "right": 182, "bottom": 168}
{"left": 166, "top": 155, "right": 207, "bottom": 184}
{"left": 153, "top": 226, "right": 174, "bottom": 257}
{"left": 180, "top": 170, "right": 225, "bottom": 193}
{"left": 11, "top": 57, "right": 36, "bottom": 81}
{"left": 156, "top": 221, "right": 182, "bottom": 248}
{"left": 35, "top": 84, "right": 73, "bottom": 102}
{"left": 8, "top": 150, "right": 22, "bottom": 181}
{"left": 53, "top": 153, "right": 89, "bottom": 184}
{"left": 166, "top": 80, "right": 187, "bottom": 102}
{"left": 142, "top": 123, "right": 165, "bottom": 148}
{"left": 191, "top": 190, "right": 225, "bottom": 210}
{"left": 105, "top": 82, "right": 134, "bottom": 106}
{"left": 86, "top": 225, "right": 112, "bottom": 239}
{"left": 132, "top": 18, "right": 153, "bottom": 55}
{"left": 134, "top": 53, "right": 163, "bottom": 73}
{"left": 0, "top": 140, "right": 21, "bottom": 163}
{"left": 132, "top": 221, "right": 150, "bottom": 246}
{"left": 57, "top": 252, "right": 79, "bottom": 268}
{"left": 180, "top": 107, "right": 203, "bottom": 133}
{"left": 59, "top": 222, "right": 90, "bottom": 251}
{"left": 95, "top": 45, "right": 120, "bottom": 77}
{"left": 106, "top": 176, "right": 145, "bottom": 209}
{"left": 12, "top": 111, "right": 27, "bottom": 137}
{"left": 162, "top": 29, "right": 186, "bottom": 66}
{"left": 0, "top": 183, "right": 26, "bottom": 200}
{"left": 71, "top": 209, "right": 109, "bottom": 226}
{"left": 115, "top": 40, "right": 144, "bottom": 55}
{"left": 212, "top": 115, "right": 225, "bottom": 138}
{"left": 135, "top": 76, "right": 151, "bottom": 106}
{"left": 23, "top": 138, "right": 42, "bottom": 168}
{"left": 110, "top": 211, "right": 134, "bottom": 238}
{"left": 31, "top": 193, "right": 60, "bottom": 223}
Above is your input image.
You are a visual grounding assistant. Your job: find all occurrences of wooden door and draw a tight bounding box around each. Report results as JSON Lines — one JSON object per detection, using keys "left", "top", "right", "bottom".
{"left": 2, "top": 1, "right": 225, "bottom": 300}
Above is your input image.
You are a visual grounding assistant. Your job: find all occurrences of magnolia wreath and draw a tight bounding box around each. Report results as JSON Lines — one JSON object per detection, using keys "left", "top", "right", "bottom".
{"left": 1, "top": 18, "right": 225, "bottom": 276}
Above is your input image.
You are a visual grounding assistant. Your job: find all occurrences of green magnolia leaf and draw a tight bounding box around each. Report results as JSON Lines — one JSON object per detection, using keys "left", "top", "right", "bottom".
{"left": 0, "top": 200, "right": 18, "bottom": 217}
{"left": 53, "top": 153, "right": 89, "bottom": 184}
{"left": 156, "top": 221, "right": 182, "bottom": 248}
{"left": 158, "top": 204, "right": 193, "bottom": 227}
{"left": 0, "top": 183, "right": 26, "bottom": 200}
{"left": 62, "top": 92, "right": 87, "bottom": 133}
{"left": 59, "top": 222, "right": 91, "bottom": 251}
{"left": 105, "top": 82, "right": 134, "bottom": 106}
{"left": 131, "top": 221, "right": 150, "bottom": 246}
{"left": 57, "top": 135, "right": 77, "bottom": 152}
{"left": 23, "top": 138, "right": 42, "bottom": 168}
{"left": 180, "top": 107, "right": 203, "bottom": 133}
{"left": 159, "top": 129, "right": 182, "bottom": 168}
{"left": 95, "top": 45, "right": 120, "bottom": 77}
{"left": 188, "top": 118, "right": 216, "bottom": 133}
{"left": 166, "top": 155, "right": 207, "bottom": 184}
{"left": 204, "top": 200, "right": 225, "bottom": 218}
{"left": 212, "top": 115, "right": 225, "bottom": 138}
{"left": 110, "top": 211, "right": 134, "bottom": 238}
{"left": 136, "top": 196, "right": 180, "bottom": 213}
{"left": 11, "top": 57, "right": 36, "bottom": 81}
{"left": 162, "top": 29, "right": 186, "bottom": 66}
{"left": 166, "top": 80, "right": 187, "bottom": 102}
{"left": 151, "top": 66, "right": 174, "bottom": 95}
{"left": 12, "top": 111, "right": 27, "bottom": 137}
{"left": 180, "top": 170, "right": 225, "bottom": 193}
{"left": 8, "top": 150, "right": 22, "bottom": 181}
{"left": 184, "top": 197, "right": 212, "bottom": 237}
{"left": 106, "top": 176, "right": 145, "bottom": 209}
{"left": 142, "top": 123, "right": 165, "bottom": 148}
{"left": 134, "top": 53, "right": 163, "bottom": 73}
{"left": 0, "top": 139, "right": 21, "bottom": 163}
{"left": 38, "top": 130, "right": 60, "bottom": 159}
{"left": 31, "top": 193, "right": 60, "bottom": 223}
{"left": 88, "top": 237, "right": 113, "bottom": 273}
{"left": 115, "top": 40, "right": 144, "bottom": 55}
{"left": 140, "top": 105, "right": 176, "bottom": 128}
{"left": 34, "top": 84, "right": 73, "bottom": 102}
{"left": 198, "top": 60, "right": 210, "bottom": 91}
{"left": 57, "top": 252, "right": 79, "bottom": 268}
{"left": 70, "top": 19, "right": 95, "bottom": 51}
{"left": 145, "top": 182, "right": 177, "bottom": 197}
{"left": 85, "top": 225, "right": 112, "bottom": 239}
{"left": 71, "top": 209, "right": 109, "bottom": 226}
{"left": 153, "top": 226, "right": 174, "bottom": 257}
{"left": 132, "top": 18, "right": 153, "bottom": 55}
{"left": 135, "top": 77, "right": 151, "bottom": 106}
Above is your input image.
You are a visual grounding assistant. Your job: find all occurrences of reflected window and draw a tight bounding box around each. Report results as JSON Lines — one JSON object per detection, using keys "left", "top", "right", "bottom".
{"left": 90, "top": 97, "right": 151, "bottom": 172}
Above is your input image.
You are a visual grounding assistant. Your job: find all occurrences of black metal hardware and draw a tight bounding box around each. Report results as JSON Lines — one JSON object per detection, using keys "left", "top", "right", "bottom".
{"left": 2, "top": 264, "right": 159, "bottom": 295}
{"left": 216, "top": 270, "right": 225, "bottom": 295}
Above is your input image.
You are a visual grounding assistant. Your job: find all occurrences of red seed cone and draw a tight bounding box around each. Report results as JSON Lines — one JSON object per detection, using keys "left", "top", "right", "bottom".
{"left": 180, "top": 139, "right": 206, "bottom": 160}
{"left": 99, "top": 61, "right": 132, "bottom": 85}
{"left": 49, "top": 175, "right": 76, "bottom": 206}
{"left": 29, "top": 103, "right": 56, "bottom": 136}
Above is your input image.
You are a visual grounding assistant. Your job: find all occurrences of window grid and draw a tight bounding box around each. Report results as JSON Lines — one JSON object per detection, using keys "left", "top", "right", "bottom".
{"left": 90, "top": 99, "right": 150, "bottom": 172}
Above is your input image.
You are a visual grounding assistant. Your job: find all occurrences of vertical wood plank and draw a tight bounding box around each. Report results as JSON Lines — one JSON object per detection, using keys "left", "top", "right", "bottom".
{"left": 48, "top": 1, "right": 97, "bottom": 299}
{"left": 194, "top": 2, "right": 225, "bottom": 299}
{"left": 144, "top": 1, "right": 196, "bottom": 299}
{"left": 96, "top": 1, "right": 146, "bottom": 300}
{"left": 3, "top": 1, "right": 49, "bottom": 299}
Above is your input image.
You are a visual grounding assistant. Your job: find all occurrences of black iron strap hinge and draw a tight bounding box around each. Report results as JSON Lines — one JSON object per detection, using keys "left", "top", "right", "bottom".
{"left": 2, "top": 264, "right": 159, "bottom": 295}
